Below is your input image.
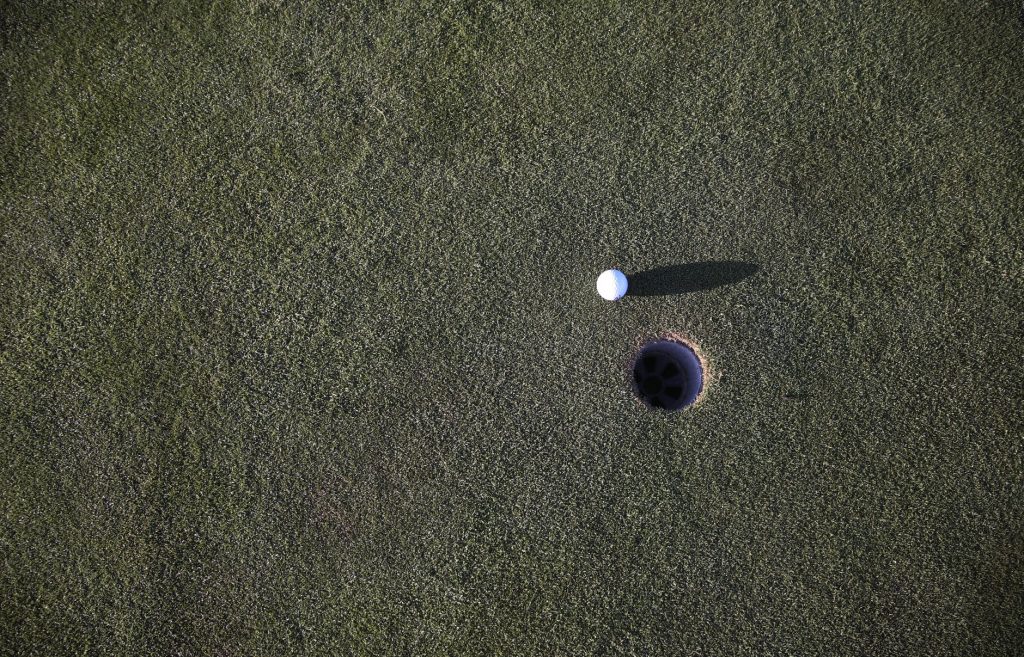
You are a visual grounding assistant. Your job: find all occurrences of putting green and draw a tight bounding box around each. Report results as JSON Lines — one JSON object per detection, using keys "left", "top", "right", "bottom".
{"left": 2, "top": 2, "right": 1022, "bottom": 654}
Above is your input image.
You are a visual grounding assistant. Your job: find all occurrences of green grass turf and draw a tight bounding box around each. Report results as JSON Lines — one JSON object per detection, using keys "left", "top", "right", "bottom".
{"left": 2, "top": 1, "right": 1023, "bottom": 654}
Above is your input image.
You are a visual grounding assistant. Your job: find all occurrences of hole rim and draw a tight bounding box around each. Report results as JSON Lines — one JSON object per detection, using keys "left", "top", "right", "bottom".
{"left": 631, "top": 338, "right": 705, "bottom": 411}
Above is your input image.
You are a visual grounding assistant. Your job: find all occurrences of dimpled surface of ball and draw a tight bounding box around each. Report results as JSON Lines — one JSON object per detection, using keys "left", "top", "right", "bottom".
{"left": 597, "top": 269, "right": 628, "bottom": 300}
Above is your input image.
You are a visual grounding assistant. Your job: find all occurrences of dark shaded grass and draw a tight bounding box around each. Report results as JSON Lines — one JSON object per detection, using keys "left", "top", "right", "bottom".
{"left": 628, "top": 261, "right": 759, "bottom": 296}
{"left": 2, "top": 1, "right": 1023, "bottom": 655}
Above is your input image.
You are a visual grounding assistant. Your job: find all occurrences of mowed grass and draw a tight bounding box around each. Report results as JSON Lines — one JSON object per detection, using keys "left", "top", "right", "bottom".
{"left": 2, "top": 1, "right": 1023, "bottom": 655}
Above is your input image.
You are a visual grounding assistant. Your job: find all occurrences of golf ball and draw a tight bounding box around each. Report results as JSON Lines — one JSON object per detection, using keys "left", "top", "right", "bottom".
{"left": 597, "top": 269, "right": 628, "bottom": 301}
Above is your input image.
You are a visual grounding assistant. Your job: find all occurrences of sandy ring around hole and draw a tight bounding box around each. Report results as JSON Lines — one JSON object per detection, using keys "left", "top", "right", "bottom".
{"left": 627, "top": 333, "right": 714, "bottom": 410}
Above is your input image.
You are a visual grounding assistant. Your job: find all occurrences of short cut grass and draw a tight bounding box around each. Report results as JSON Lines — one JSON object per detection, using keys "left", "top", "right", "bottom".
{"left": 2, "top": 1, "right": 1023, "bottom": 655}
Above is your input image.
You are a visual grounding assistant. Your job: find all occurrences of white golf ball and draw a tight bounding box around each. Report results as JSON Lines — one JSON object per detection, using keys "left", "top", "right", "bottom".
{"left": 597, "top": 269, "right": 628, "bottom": 301}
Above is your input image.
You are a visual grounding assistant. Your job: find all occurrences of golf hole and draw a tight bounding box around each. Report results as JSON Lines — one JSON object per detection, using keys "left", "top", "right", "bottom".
{"left": 632, "top": 339, "right": 704, "bottom": 411}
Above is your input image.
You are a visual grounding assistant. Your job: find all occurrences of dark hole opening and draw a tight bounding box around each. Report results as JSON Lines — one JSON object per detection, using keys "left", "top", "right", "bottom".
{"left": 632, "top": 340, "right": 704, "bottom": 411}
